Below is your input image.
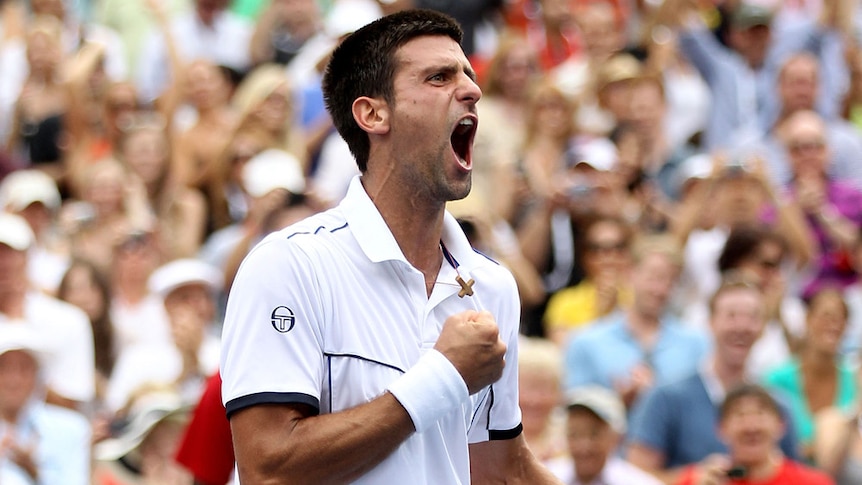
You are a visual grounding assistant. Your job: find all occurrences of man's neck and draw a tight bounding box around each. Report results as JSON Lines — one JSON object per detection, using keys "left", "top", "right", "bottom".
{"left": 742, "top": 450, "right": 783, "bottom": 481}
{"left": 0, "top": 289, "right": 27, "bottom": 319}
{"left": 196, "top": 9, "right": 219, "bottom": 28}
{"left": 575, "top": 459, "right": 608, "bottom": 485}
{"left": 114, "top": 279, "right": 149, "bottom": 305}
{"left": 711, "top": 355, "right": 746, "bottom": 390}
{"left": 626, "top": 308, "right": 661, "bottom": 346}
{"left": 361, "top": 176, "right": 446, "bottom": 276}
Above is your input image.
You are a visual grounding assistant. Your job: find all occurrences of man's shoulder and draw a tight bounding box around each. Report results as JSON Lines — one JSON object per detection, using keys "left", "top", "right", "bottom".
{"left": 829, "top": 119, "right": 862, "bottom": 141}
{"left": 249, "top": 208, "right": 350, "bottom": 258}
{"left": 25, "top": 292, "right": 90, "bottom": 327}
{"left": 647, "top": 372, "right": 705, "bottom": 403}
{"left": 34, "top": 403, "right": 92, "bottom": 436}
{"left": 780, "top": 458, "right": 834, "bottom": 484}
{"left": 469, "top": 249, "right": 517, "bottom": 285}
{"left": 661, "top": 317, "right": 710, "bottom": 345}
{"left": 568, "top": 313, "right": 625, "bottom": 344}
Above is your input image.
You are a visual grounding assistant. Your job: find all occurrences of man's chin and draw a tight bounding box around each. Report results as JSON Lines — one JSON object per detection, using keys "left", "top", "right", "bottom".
{"left": 446, "top": 180, "right": 472, "bottom": 202}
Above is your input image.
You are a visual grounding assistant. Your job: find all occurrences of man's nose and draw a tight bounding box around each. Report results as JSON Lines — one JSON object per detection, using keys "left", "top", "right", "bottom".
{"left": 457, "top": 72, "right": 482, "bottom": 104}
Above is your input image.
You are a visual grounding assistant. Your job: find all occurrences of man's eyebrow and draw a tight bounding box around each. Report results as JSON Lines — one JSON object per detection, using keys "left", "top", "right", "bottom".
{"left": 464, "top": 65, "right": 477, "bottom": 83}
{"left": 424, "top": 62, "right": 477, "bottom": 82}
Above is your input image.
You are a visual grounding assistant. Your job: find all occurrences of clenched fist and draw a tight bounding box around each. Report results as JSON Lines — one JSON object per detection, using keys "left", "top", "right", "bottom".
{"left": 435, "top": 310, "right": 507, "bottom": 394}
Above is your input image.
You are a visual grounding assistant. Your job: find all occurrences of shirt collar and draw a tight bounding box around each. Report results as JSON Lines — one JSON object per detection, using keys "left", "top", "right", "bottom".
{"left": 339, "top": 176, "right": 483, "bottom": 273}
{"left": 699, "top": 359, "right": 726, "bottom": 406}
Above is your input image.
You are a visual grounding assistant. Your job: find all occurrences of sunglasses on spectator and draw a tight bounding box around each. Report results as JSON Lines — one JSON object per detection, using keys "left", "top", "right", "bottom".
{"left": 106, "top": 99, "right": 140, "bottom": 113}
{"left": 586, "top": 241, "right": 627, "bottom": 253}
{"left": 117, "top": 231, "right": 152, "bottom": 252}
{"left": 757, "top": 258, "right": 782, "bottom": 270}
{"left": 788, "top": 139, "right": 825, "bottom": 154}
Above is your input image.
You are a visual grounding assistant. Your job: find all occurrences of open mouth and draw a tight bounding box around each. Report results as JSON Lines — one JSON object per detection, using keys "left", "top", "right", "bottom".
{"left": 451, "top": 116, "right": 477, "bottom": 170}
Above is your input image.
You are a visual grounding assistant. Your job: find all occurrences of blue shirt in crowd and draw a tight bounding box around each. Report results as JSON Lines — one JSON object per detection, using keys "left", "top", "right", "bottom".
{"left": 563, "top": 311, "right": 710, "bottom": 392}
{"left": 628, "top": 371, "right": 800, "bottom": 468}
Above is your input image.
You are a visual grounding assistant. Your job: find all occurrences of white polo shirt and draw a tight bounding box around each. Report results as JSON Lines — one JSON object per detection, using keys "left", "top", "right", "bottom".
{"left": 221, "top": 177, "right": 523, "bottom": 484}
{"left": 0, "top": 292, "right": 95, "bottom": 403}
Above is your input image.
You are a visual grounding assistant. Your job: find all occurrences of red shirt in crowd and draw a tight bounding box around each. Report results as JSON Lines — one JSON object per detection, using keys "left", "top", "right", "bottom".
{"left": 175, "top": 372, "right": 235, "bottom": 485}
{"left": 677, "top": 459, "right": 834, "bottom": 485}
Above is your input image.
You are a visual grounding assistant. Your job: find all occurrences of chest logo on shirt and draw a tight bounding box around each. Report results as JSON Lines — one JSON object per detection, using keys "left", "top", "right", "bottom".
{"left": 271, "top": 306, "right": 296, "bottom": 333}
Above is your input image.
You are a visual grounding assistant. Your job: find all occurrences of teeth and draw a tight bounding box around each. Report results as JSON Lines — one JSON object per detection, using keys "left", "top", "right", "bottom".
{"left": 459, "top": 119, "right": 474, "bottom": 127}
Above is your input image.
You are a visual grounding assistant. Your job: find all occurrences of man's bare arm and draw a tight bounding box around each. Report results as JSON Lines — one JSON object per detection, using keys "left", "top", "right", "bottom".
{"left": 231, "top": 395, "right": 414, "bottom": 484}
{"left": 230, "top": 310, "right": 506, "bottom": 483}
{"left": 469, "top": 434, "right": 563, "bottom": 484}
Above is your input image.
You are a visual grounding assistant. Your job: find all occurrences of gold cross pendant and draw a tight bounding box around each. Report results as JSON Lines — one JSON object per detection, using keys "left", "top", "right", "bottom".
{"left": 456, "top": 275, "right": 475, "bottom": 298}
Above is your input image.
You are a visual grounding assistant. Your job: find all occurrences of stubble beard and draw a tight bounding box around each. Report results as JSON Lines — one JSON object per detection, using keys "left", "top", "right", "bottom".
{"left": 403, "top": 139, "right": 473, "bottom": 203}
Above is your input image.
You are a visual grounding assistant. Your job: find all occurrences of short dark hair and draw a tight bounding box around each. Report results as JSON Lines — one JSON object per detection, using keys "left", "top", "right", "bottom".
{"left": 708, "top": 272, "right": 763, "bottom": 315}
{"left": 717, "top": 225, "right": 787, "bottom": 273}
{"left": 322, "top": 9, "right": 463, "bottom": 172}
{"left": 719, "top": 383, "right": 782, "bottom": 421}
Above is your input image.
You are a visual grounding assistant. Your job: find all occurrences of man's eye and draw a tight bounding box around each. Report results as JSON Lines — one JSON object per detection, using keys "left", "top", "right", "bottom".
{"left": 429, "top": 73, "right": 445, "bottom": 82}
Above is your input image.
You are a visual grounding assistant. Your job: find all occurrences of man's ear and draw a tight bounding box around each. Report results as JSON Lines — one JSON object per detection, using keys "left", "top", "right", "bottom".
{"left": 352, "top": 96, "right": 390, "bottom": 135}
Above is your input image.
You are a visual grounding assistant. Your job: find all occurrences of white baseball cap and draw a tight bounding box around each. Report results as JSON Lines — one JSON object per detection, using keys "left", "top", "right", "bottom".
{"left": 0, "top": 169, "right": 61, "bottom": 211}
{"left": 0, "top": 324, "right": 46, "bottom": 361}
{"left": 242, "top": 149, "right": 306, "bottom": 197}
{"left": 566, "top": 385, "right": 627, "bottom": 434}
{"left": 148, "top": 258, "right": 222, "bottom": 298}
{"left": 0, "top": 211, "right": 35, "bottom": 251}
{"left": 675, "top": 153, "right": 713, "bottom": 189}
{"left": 572, "top": 137, "right": 617, "bottom": 172}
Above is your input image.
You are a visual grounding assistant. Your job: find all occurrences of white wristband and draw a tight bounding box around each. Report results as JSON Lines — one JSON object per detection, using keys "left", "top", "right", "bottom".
{"left": 387, "top": 349, "right": 469, "bottom": 433}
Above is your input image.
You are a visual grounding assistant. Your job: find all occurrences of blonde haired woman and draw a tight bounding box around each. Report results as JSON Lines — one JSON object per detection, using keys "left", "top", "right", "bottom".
{"left": 202, "top": 64, "right": 307, "bottom": 233}
{"left": 231, "top": 63, "right": 306, "bottom": 165}
{"left": 6, "top": 16, "right": 67, "bottom": 177}
{"left": 518, "top": 336, "right": 567, "bottom": 463}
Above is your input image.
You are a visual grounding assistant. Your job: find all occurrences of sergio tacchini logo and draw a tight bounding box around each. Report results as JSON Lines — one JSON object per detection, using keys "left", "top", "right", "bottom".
{"left": 271, "top": 306, "right": 296, "bottom": 333}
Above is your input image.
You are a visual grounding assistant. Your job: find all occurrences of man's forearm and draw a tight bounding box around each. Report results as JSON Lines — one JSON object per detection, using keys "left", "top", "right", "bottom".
{"left": 470, "top": 434, "right": 563, "bottom": 484}
{"left": 232, "top": 393, "right": 415, "bottom": 484}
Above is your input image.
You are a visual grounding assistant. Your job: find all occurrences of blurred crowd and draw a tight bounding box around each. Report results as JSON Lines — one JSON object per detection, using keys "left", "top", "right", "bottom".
{"left": 1, "top": 0, "right": 862, "bottom": 483}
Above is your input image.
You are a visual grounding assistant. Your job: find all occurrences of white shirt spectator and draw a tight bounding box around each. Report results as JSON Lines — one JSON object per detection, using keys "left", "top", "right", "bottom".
{"left": 677, "top": 226, "right": 728, "bottom": 323}
{"left": 110, "top": 293, "right": 172, "bottom": 354}
{"left": 0, "top": 18, "right": 126, "bottom": 142}
{"left": 0, "top": 292, "right": 95, "bottom": 403}
{"left": 663, "top": 66, "right": 712, "bottom": 151}
{"left": 842, "top": 283, "right": 862, "bottom": 357}
{"left": 546, "top": 455, "right": 663, "bottom": 485}
{"left": 27, "top": 246, "right": 69, "bottom": 296}
{"left": 105, "top": 333, "right": 220, "bottom": 412}
{"left": 136, "top": 9, "right": 253, "bottom": 102}
{"left": 0, "top": 39, "right": 27, "bottom": 143}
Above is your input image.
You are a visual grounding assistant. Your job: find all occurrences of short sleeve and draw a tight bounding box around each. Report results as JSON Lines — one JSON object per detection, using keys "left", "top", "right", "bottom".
{"left": 467, "top": 270, "right": 523, "bottom": 443}
{"left": 220, "top": 236, "right": 327, "bottom": 418}
{"left": 42, "top": 303, "right": 96, "bottom": 403}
